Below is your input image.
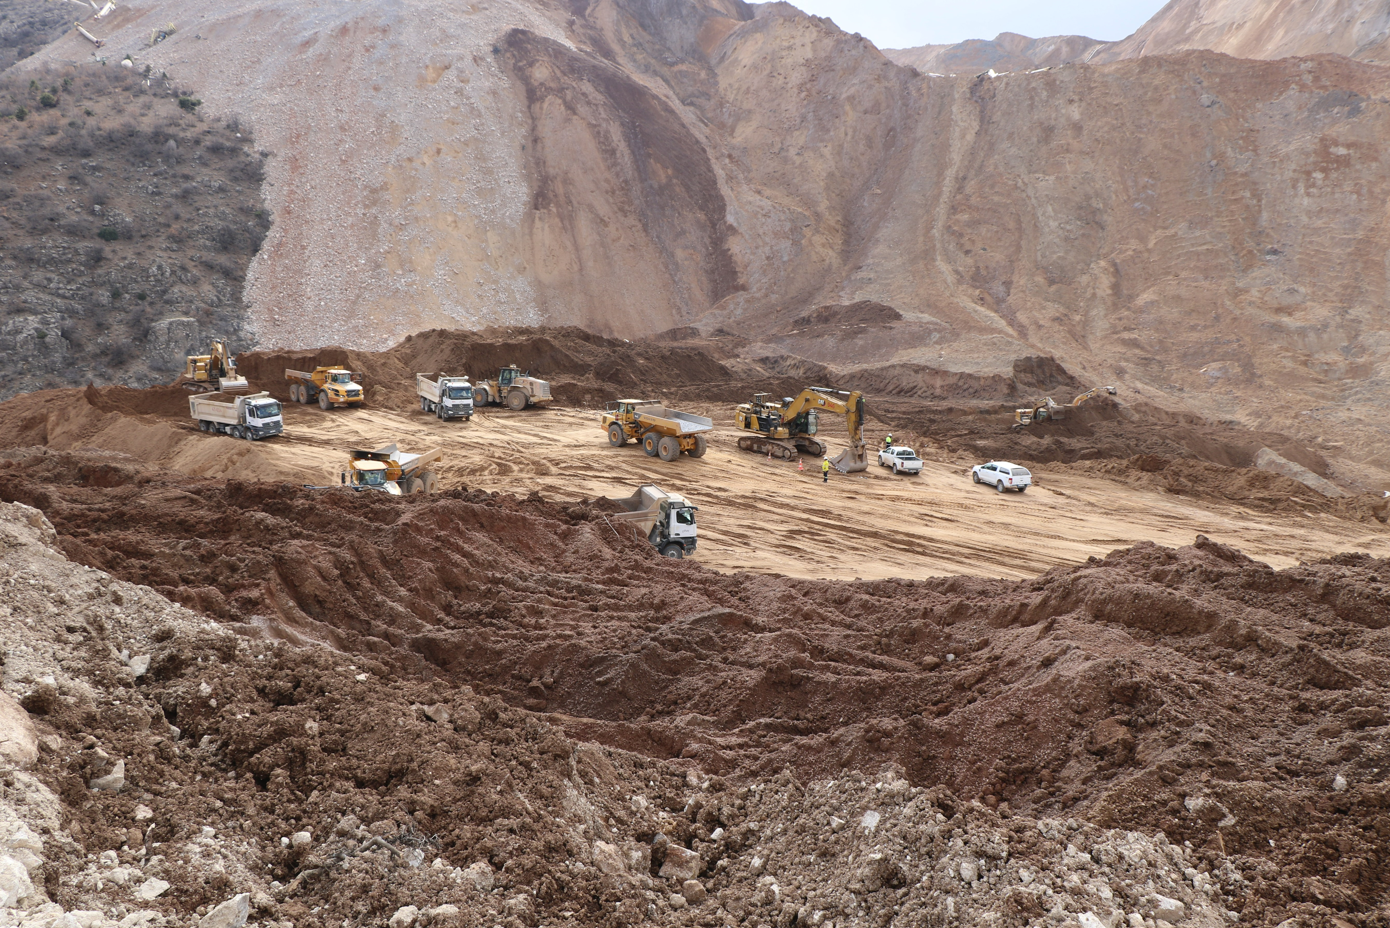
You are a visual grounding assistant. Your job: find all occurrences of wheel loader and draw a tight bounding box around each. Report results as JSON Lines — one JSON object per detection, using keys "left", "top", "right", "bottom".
{"left": 183, "top": 340, "right": 249, "bottom": 394}
{"left": 735, "top": 387, "right": 869, "bottom": 472}
{"left": 472, "top": 365, "right": 552, "bottom": 410}
{"left": 341, "top": 443, "right": 442, "bottom": 495}
{"left": 1015, "top": 386, "right": 1116, "bottom": 426}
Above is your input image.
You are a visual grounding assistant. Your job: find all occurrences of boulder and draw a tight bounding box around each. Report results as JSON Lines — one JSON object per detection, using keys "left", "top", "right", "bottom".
{"left": 199, "top": 893, "right": 250, "bottom": 928}
{"left": 388, "top": 905, "right": 419, "bottom": 928}
{"left": 0, "top": 693, "right": 38, "bottom": 769}
{"left": 658, "top": 845, "right": 700, "bottom": 882}
{"left": 593, "top": 842, "right": 625, "bottom": 876}
{"left": 0, "top": 854, "right": 37, "bottom": 909}
{"left": 463, "top": 861, "right": 494, "bottom": 892}
{"left": 91, "top": 760, "right": 126, "bottom": 792}
{"left": 135, "top": 878, "right": 170, "bottom": 901}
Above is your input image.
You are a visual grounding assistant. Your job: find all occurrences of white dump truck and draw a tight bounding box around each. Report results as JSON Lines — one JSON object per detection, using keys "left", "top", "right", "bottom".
{"left": 415, "top": 373, "right": 474, "bottom": 420}
{"left": 189, "top": 391, "right": 284, "bottom": 440}
{"left": 607, "top": 484, "right": 698, "bottom": 558}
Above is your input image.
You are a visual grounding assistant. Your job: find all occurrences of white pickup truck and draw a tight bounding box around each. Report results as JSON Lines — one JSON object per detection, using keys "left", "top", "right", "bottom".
{"left": 972, "top": 460, "right": 1032, "bottom": 493}
{"left": 878, "top": 446, "right": 923, "bottom": 475}
{"left": 416, "top": 373, "right": 473, "bottom": 420}
{"left": 189, "top": 392, "right": 283, "bottom": 440}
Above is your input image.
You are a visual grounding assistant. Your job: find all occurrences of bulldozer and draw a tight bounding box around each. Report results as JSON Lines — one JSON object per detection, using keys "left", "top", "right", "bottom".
{"left": 341, "top": 444, "right": 442, "bottom": 495}
{"left": 183, "top": 340, "right": 249, "bottom": 394}
{"left": 1015, "top": 386, "right": 1117, "bottom": 426}
{"left": 735, "top": 387, "right": 868, "bottom": 472}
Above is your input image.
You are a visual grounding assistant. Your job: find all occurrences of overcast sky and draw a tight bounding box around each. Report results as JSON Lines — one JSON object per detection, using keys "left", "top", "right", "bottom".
{"left": 787, "top": 0, "right": 1170, "bottom": 50}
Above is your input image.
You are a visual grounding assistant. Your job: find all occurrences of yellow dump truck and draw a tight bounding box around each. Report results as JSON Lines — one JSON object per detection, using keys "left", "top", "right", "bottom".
{"left": 341, "top": 444, "right": 442, "bottom": 495}
{"left": 603, "top": 400, "right": 713, "bottom": 462}
{"left": 286, "top": 366, "right": 365, "bottom": 410}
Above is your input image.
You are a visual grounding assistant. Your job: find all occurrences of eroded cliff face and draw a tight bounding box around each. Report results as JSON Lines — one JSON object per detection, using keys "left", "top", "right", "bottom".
{"left": 23, "top": 0, "right": 1390, "bottom": 476}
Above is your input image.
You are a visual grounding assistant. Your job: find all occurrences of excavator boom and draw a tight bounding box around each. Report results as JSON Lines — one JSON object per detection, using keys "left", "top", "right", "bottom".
{"left": 736, "top": 386, "right": 868, "bottom": 472}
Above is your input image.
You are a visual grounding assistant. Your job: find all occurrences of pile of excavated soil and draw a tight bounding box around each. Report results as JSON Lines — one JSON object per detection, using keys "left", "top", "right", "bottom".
{"left": 1, "top": 499, "right": 1269, "bottom": 928}
{"left": 3, "top": 450, "right": 1388, "bottom": 925}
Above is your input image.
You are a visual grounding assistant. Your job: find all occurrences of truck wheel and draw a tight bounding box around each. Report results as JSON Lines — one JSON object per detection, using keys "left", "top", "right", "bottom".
{"left": 420, "top": 396, "right": 428, "bottom": 411}
{"left": 318, "top": 391, "right": 331, "bottom": 411}
{"left": 642, "top": 433, "right": 659, "bottom": 457}
{"left": 506, "top": 389, "right": 528, "bottom": 411}
{"left": 422, "top": 472, "right": 438, "bottom": 493}
{"left": 608, "top": 424, "right": 627, "bottom": 447}
{"left": 244, "top": 427, "right": 256, "bottom": 441}
{"left": 658, "top": 435, "right": 680, "bottom": 462}
{"left": 660, "top": 543, "right": 684, "bottom": 559}
{"left": 688, "top": 435, "right": 707, "bottom": 458}
{"left": 288, "top": 384, "right": 299, "bottom": 404}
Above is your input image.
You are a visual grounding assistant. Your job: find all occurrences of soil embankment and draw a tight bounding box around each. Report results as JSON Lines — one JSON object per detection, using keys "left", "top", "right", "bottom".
{"left": 2, "top": 454, "right": 1389, "bottom": 925}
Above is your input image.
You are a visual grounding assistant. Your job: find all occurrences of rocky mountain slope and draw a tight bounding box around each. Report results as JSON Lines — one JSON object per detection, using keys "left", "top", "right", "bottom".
{"left": 884, "top": 32, "right": 1108, "bottom": 75}
{"left": 1095, "top": 0, "right": 1390, "bottom": 64}
{"left": 18, "top": 0, "right": 1390, "bottom": 486}
{"left": 885, "top": 0, "right": 1390, "bottom": 73}
{"left": 0, "top": 65, "right": 267, "bottom": 400}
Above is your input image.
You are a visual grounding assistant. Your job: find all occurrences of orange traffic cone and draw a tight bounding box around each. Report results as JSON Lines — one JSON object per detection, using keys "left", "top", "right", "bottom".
{"left": 798, "top": 458, "right": 804, "bottom": 472}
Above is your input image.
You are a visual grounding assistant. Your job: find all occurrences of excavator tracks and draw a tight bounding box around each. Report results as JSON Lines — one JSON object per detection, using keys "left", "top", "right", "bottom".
{"left": 736, "top": 436, "right": 800, "bottom": 460}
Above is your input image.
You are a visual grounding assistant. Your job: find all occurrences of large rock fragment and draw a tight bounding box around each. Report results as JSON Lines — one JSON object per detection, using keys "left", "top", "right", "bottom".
{"left": 0, "top": 692, "right": 38, "bottom": 769}
{"left": 199, "top": 893, "right": 250, "bottom": 928}
{"left": 0, "top": 855, "right": 36, "bottom": 908}
{"left": 659, "top": 845, "right": 701, "bottom": 881}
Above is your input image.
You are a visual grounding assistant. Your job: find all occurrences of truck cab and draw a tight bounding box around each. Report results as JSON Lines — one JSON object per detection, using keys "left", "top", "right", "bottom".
{"left": 655, "top": 498, "right": 698, "bottom": 556}
{"left": 344, "top": 460, "right": 402, "bottom": 495}
{"left": 243, "top": 398, "right": 283, "bottom": 437}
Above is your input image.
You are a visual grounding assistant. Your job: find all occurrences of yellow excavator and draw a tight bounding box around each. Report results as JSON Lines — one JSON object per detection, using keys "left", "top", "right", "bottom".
{"left": 184, "top": 340, "right": 250, "bottom": 394}
{"left": 1015, "top": 386, "right": 1116, "bottom": 426}
{"left": 735, "top": 387, "right": 869, "bottom": 472}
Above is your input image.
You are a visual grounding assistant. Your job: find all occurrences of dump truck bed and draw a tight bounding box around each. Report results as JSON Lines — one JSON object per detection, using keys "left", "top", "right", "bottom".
{"left": 632, "top": 405, "right": 713, "bottom": 435}
{"left": 188, "top": 391, "right": 255, "bottom": 424}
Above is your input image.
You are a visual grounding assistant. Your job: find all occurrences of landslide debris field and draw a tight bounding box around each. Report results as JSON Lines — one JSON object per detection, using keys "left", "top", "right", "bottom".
{"left": 1, "top": 328, "right": 1389, "bottom": 928}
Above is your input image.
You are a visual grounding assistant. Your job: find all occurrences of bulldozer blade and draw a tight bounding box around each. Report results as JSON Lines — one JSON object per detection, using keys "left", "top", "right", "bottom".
{"left": 830, "top": 443, "right": 868, "bottom": 474}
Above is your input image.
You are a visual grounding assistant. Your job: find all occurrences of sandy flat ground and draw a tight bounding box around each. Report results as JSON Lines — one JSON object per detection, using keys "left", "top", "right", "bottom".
{"left": 228, "top": 403, "right": 1390, "bottom": 581}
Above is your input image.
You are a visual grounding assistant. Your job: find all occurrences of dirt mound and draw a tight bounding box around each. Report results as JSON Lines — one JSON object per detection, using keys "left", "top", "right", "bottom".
{"left": 4, "top": 449, "right": 1389, "bottom": 923}
{"left": 233, "top": 326, "right": 743, "bottom": 410}
{"left": 791, "top": 301, "right": 903, "bottom": 330}
{"left": 845, "top": 355, "right": 1085, "bottom": 402}
{"left": 2, "top": 499, "right": 1288, "bottom": 928}
{"left": 1065, "top": 455, "right": 1390, "bottom": 521}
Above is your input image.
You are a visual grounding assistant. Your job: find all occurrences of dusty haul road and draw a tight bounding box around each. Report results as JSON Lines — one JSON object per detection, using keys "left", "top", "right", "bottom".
{"left": 177, "top": 401, "right": 1388, "bottom": 580}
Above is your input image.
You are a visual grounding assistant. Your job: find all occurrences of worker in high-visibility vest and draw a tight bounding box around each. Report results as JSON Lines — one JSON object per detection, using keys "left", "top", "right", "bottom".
{"left": 821, "top": 457, "right": 831, "bottom": 483}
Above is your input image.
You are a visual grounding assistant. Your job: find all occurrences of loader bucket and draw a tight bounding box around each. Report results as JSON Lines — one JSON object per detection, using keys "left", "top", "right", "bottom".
{"left": 830, "top": 442, "right": 869, "bottom": 474}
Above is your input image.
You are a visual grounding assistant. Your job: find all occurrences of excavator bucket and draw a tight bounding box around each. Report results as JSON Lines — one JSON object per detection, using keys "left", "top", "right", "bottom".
{"left": 219, "top": 376, "right": 250, "bottom": 394}
{"left": 830, "top": 441, "right": 869, "bottom": 474}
